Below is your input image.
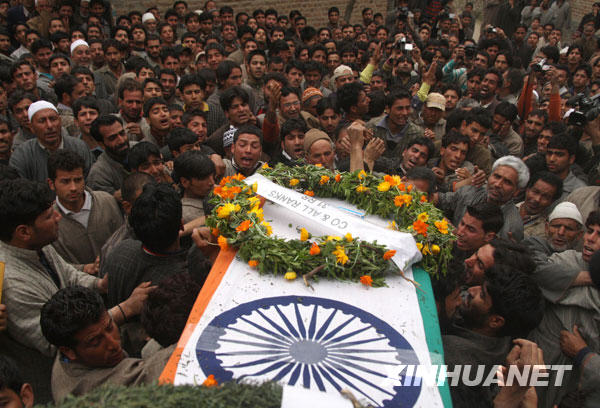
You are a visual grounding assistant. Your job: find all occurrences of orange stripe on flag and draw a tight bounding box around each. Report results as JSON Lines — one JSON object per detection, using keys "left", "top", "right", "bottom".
{"left": 159, "top": 247, "right": 237, "bottom": 384}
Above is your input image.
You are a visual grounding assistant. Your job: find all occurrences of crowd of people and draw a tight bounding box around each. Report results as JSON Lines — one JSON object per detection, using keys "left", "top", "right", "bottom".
{"left": 0, "top": 0, "right": 598, "bottom": 406}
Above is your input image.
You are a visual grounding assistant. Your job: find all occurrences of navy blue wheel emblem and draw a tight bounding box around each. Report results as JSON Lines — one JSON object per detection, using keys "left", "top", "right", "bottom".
{"left": 196, "top": 296, "right": 421, "bottom": 407}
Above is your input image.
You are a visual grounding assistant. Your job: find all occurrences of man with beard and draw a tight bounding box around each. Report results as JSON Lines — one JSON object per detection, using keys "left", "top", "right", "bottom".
{"left": 143, "top": 35, "right": 161, "bottom": 68}
{"left": 525, "top": 202, "right": 584, "bottom": 263}
{"left": 270, "top": 118, "right": 307, "bottom": 167}
{"left": 244, "top": 50, "right": 266, "bottom": 110}
{"left": 435, "top": 156, "right": 529, "bottom": 241}
{"left": 478, "top": 68, "right": 502, "bottom": 113}
{"left": 31, "top": 39, "right": 54, "bottom": 98}
{"left": 443, "top": 263, "right": 543, "bottom": 406}
{"left": 116, "top": 79, "right": 149, "bottom": 142}
{"left": 316, "top": 97, "right": 341, "bottom": 139}
{"left": 529, "top": 211, "right": 600, "bottom": 407}
{"left": 517, "top": 171, "right": 563, "bottom": 238}
{"left": 522, "top": 109, "right": 548, "bottom": 156}
{"left": 87, "top": 115, "right": 131, "bottom": 196}
{"left": 392, "top": 54, "right": 419, "bottom": 89}
{"left": 9, "top": 101, "right": 93, "bottom": 183}
{"left": 47, "top": 150, "right": 123, "bottom": 270}
{"left": 94, "top": 40, "right": 125, "bottom": 98}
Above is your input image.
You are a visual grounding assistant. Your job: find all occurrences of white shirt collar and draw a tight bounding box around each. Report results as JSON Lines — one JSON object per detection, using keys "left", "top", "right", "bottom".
{"left": 56, "top": 190, "right": 92, "bottom": 215}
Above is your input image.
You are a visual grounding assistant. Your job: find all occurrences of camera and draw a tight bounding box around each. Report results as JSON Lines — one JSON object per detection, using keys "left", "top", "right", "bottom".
{"left": 395, "top": 37, "right": 413, "bottom": 53}
{"left": 531, "top": 58, "right": 546, "bottom": 73}
{"left": 486, "top": 26, "right": 497, "bottom": 34}
{"left": 397, "top": 7, "right": 409, "bottom": 20}
{"left": 567, "top": 93, "right": 600, "bottom": 126}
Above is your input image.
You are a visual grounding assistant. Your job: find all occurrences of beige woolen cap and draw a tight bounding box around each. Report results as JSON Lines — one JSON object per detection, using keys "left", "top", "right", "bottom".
{"left": 303, "top": 128, "right": 331, "bottom": 152}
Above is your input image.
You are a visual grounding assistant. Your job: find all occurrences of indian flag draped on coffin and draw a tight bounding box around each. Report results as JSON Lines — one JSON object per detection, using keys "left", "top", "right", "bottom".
{"left": 160, "top": 173, "right": 449, "bottom": 407}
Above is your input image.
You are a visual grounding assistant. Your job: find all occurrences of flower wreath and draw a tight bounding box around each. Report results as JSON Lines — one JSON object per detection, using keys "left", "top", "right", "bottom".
{"left": 206, "top": 163, "right": 455, "bottom": 287}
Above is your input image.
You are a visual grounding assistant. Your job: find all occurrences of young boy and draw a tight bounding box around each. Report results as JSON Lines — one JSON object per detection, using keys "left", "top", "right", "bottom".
{"left": 178, "top": 74, "right": 208, "bottom": 111}
{"left": 174, "top": 150, "right": 215, "bottom": 223}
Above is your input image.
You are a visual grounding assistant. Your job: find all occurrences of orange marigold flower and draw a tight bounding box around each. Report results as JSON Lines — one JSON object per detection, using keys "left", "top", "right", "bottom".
{"left": 236, "top": 219, "right": 252, "bottom": 232}
{"left": 232, "top": 173, "right": 246, "bottom": 181}
{"left": 217, "top": 235, "right": 228, "bottom": 250}
{"left": 203, "top": 374, "right": 218, "bottom": 387}
{"left": 309, "top": 242, "right": 321, "bottom": 255}
{"left": 335, "top": 173, "right": 341, "bottom": 182}
{"left": 398, "top": 182, "right": 406, "bottom": 192}
{"left": 420, "top": 195, "right": 427, "bottom": 202}
{"left": 360, "top": 275, "right": 373, "bottom": 286}
{"left": 304, "top": 190, "right": 315, "bottom": 197}
{"left": 248, "top": 260, "right": 259, "bottom": 268}
{"left": 407, "top": 184, "right": 413, "bottom": 192}
{"left": 413, "top": 219, "right": 428, "bottom": 236}
{"left": 211, "top": 227, "right": 219, "bottom": 236}
{"left": 383, "top": 250, "right": 396, "bottom": 260}
{"left": 315, "top": 163, "right": 322, "bottom": 167}
{"left": 384, "top": 174, "right": 402, "bottom": 186}
{"left": 319, "top": 175, "right": 330, "bottom": 185}
{"left": 219, "top": 176, "right": 231, "bottom": 186}
{"left": 394, "top": 194, "right": 412, "bottom": 207}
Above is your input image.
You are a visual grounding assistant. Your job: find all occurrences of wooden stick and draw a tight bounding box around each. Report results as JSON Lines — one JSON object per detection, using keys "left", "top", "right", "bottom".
{"left": 302, "top": 265, "right": 325, "bottom": 290}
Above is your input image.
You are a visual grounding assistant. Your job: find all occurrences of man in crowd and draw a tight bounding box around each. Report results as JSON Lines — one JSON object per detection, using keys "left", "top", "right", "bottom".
{"left": 223, "top": 125, "right": 264, "bottom": 177}
{"left": 47, "top": 150, "right": 123, "bottom": 270}
{"left": 9, "top": 101, "right": 93, "bottom": 182}
{"left": 518, "top": 171, "right": 564, "bottom": 238}
{"left": 40, "top": 285, "right": 175, "bottom": 401}
{"left": 87, "top": 115, "right": 130, "bottom": 196}
{"left": 526, "top": 201, "right": 584, "bottom": 262}
{"left": 436, "top": 156, "right": 529, "bottom": 241}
